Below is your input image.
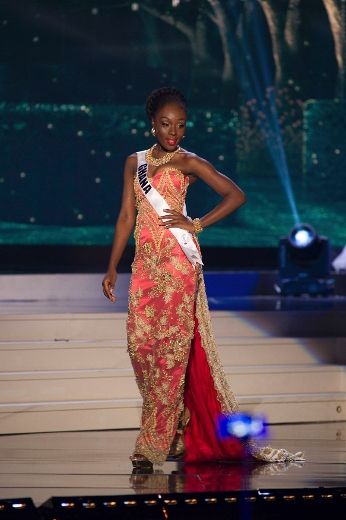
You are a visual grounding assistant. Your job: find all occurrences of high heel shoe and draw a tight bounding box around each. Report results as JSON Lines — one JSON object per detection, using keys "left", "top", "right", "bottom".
{"left": 167, "top": 436, "right": 184, "bottom": 461}
{"left": 166, "top": 408, "right": 190, "bottom": 461}
{"left": 130, "top": 453, "right": 153, "bottom": 470}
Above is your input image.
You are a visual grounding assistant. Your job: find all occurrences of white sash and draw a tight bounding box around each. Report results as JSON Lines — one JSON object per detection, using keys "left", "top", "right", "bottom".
{"left": 136, "top": 150, "right": 203, "bottom": 267}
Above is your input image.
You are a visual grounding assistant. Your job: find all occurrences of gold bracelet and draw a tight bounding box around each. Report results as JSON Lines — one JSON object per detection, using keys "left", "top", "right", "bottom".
{"left": 192, "top": 218, "right": 203, "bottom": 234}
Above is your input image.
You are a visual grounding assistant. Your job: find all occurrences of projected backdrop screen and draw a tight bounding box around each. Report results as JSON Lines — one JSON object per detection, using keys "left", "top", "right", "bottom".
{"left": 0, "top": 0, "right": 345, "bottom": 247}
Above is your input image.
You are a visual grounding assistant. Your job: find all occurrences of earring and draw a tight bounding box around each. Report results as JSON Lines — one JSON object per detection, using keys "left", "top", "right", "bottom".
{"left": 151, "top": 127, "right": 156, "bottom": 136}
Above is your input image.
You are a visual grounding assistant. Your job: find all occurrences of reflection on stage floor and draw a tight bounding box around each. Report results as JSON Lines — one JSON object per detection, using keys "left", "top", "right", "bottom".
{"left": 0, "top": 423, "right": 345, "bottom": 507}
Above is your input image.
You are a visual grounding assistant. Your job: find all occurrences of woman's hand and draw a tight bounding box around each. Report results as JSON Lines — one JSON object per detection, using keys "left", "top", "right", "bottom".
{"left": 102, "top": 270, "right": 117, "bottom": 302}
{"left": 159, "top": 209, "right": 194, "bottom": 233}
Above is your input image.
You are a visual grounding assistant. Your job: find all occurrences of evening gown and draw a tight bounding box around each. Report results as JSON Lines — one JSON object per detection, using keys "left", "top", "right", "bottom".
{"left": 127, "top": 157, "right": 304, "bottom": 465}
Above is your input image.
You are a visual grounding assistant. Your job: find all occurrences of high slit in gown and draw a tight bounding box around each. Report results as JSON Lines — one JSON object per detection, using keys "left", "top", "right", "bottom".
{"left": 127, "top": 160, "right": 304, "bottom": 465}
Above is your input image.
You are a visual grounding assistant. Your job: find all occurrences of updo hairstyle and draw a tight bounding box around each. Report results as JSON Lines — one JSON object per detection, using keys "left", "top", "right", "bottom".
{"left": 146, "top": 87, "right": 187, "bottom": 121}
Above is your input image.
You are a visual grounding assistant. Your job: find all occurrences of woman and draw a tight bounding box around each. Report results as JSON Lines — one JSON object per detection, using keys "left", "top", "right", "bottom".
{"left": 102, "top": 87, "right": 303, "bottom": 469}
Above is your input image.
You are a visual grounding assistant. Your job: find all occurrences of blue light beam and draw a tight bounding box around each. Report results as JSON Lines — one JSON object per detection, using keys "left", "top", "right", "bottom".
{"left": 226, "top": 0, "right": 300, "bottom": 224}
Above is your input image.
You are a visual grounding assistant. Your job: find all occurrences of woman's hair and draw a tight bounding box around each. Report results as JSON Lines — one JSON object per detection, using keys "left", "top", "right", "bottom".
{"left": 146, "top": 87, "right": 187, "bottom": 120}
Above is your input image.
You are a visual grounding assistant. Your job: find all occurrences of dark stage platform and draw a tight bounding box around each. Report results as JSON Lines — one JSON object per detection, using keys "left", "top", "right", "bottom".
{"left": 0, "top": 423, "right": 345, "bottom": 518}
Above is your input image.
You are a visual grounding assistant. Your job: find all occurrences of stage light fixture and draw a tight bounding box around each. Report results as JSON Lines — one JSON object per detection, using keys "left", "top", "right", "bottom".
{"left": 0, "top": 498, "right": 39, "bottom": 519}
{"left": 277, "top": 223, "right": 335, "bottom": 296}
{"left": 38, "top": 489, "right": 346, "bottom": 519}
{"left": 289, "top": 223, "right": 316, "bottom": 248}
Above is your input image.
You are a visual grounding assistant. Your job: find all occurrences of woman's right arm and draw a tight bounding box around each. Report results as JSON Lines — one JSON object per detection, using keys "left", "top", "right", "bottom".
{"left": 102, "top": 155, "right": 136, "bottom": 302}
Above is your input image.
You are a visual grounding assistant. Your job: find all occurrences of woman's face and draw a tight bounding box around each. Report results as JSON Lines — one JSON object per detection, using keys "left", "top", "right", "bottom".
{"left": 152, "top": 102, "right": 187, "bottom": 151}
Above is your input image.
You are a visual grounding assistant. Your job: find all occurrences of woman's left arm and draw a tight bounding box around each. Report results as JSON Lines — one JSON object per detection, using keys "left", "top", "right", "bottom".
{"left": 187, "top": 155, "right": 246, "bottom": 229}
{"left": 160, "top": 155, "right": 246, "bottom": 232}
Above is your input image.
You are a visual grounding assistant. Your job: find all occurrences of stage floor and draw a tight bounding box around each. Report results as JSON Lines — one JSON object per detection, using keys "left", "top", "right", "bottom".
{"left": 0, "top": 422, "right": 345, "bottom": 507}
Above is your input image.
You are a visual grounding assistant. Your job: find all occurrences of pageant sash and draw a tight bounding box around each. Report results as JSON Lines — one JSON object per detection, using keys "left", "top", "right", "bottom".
{"left": 136, "top": 150, "right": 203, "bottom": 267}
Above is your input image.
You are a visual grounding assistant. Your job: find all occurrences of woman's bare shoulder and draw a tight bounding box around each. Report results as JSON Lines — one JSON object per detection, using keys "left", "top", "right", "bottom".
{"left": 123, "top": 153, "right": 137, "bottom": 176}
{"left": 126, "top": 153, "right": 138, "bottom": 166}
{"left": 178, "top": 147, "right": 197, "bottom": 157}
{"left": 178, "top": 149, "right": 207, "bottom": 169}
{"left": 180, "top": 148, "right": 205, "bottom": 159}
{"left": 177, "top": 149, "right": 206, "bottom": 180}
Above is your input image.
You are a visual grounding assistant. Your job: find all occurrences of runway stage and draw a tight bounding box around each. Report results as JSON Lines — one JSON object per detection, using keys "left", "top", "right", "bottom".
{"left": 0, "top": 422, "right": 345, "bottom": 518}
{"left": 0, "top": 272, "right": 345, "bottom": 517}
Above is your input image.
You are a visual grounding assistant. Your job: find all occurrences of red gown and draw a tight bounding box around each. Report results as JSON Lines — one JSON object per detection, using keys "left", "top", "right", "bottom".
{"left": 127, "top": 163, "right": 303, "bottom": 465}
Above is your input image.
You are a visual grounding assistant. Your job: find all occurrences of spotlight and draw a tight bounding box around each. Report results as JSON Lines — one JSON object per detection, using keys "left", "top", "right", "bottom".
{"left": 277, "top": 223, "right": 334, "bottom": 296}
{"left": 289, "top": 223, "right": 316, "bottom": 248}
{"left": 218, "top": 412, "right": 267, "bottom": 441}
{"left": 0, "top": 498, "right": 39, "bottom": 519}
{"left": 38, "top": 489, "right": 346, "bottom": 519}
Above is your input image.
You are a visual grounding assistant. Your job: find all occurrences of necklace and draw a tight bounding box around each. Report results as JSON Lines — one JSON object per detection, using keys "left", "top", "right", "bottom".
{"left": 145, "top": 144, "right": 180, "bottom": 166}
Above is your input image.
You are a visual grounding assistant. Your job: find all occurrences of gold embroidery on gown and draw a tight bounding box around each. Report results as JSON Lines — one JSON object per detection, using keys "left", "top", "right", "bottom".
{"left": 128, "top": 167, "right": 197, "bottom": 464}
{"left": 127, "top": 164, "right": 304, "bottom": 465}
